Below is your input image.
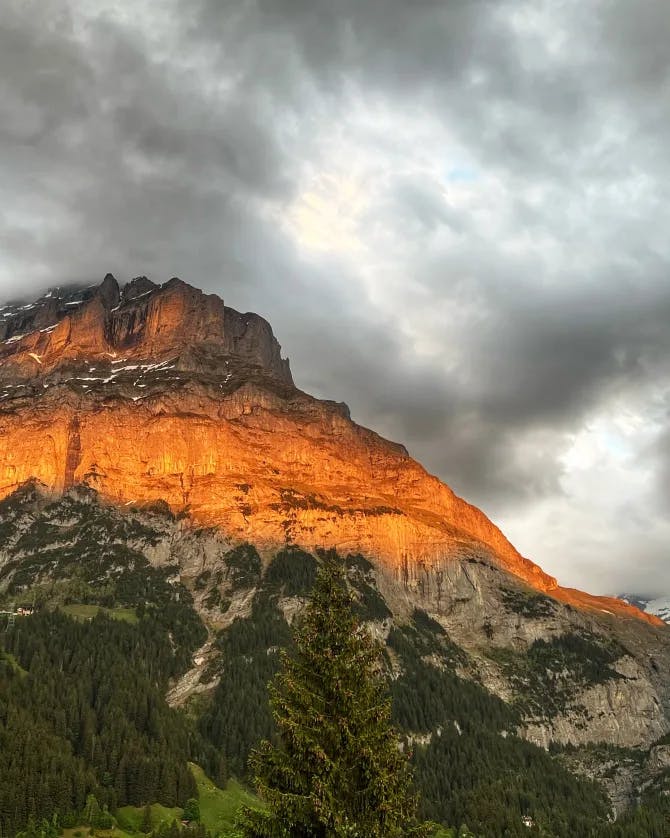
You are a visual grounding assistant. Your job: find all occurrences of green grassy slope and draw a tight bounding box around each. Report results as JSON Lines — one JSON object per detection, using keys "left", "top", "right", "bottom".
{"left": 108, "top": 766, "right": 261, "bottom": 838}
{"left": 60, "top": 603, "right": 138, "bottom": 623}
{"left": 190, "top": 764, "right": 261, "bottom": 834}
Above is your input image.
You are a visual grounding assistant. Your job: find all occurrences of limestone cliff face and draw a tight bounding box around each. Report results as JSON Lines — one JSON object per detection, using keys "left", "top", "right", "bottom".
{"left": 0, "top": 275, "right": 293, "bottom": 386}
{"left": 0, "top": 275, "right": 660, "bottom": 626}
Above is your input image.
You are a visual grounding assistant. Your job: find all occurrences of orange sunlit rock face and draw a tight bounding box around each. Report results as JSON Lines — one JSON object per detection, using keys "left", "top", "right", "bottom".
{"left": 0, "top": 276, "right": 660, "bottom": 626}
{"left": 0, "top": 275, "right": 292, "bottom": 385}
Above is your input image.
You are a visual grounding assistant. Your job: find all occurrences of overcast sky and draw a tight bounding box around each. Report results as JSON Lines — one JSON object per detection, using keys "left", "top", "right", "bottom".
{"left": 2, "top": 0, "right": 670, "bottom": 596}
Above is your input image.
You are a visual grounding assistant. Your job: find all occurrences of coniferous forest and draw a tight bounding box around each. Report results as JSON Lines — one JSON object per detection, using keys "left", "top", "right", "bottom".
{"left": 0, "top": 610, "right": 224, "bottom": 837}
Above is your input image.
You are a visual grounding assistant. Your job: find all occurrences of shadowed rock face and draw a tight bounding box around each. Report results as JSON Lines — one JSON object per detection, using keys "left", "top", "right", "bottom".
{"left": 0, "top": 275, "right": 661, "bottom": 626}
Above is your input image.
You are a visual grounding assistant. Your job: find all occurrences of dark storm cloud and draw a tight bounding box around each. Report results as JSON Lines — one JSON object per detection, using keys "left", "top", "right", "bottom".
{"left": 3, "top": 0, "right": 670, "bottom": 591}
{"left": 293, "top": 266, "right": 670, "bottom": 507}
{"left": 188, "top": 0, "right": 632, "bottom": 185}
{"left": 0, "top": 0, "right": 299, "bottom": 294}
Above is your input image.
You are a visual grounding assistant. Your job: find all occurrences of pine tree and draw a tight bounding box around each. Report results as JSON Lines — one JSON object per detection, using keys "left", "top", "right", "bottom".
{"left": 141, "top": 804, "right": 153, "bottom": 834}
{"left": 182, "top": 798, "right": 200, "bottom": 823}
{"left": 240, "top": 554, "right": 431, "bottom": 837}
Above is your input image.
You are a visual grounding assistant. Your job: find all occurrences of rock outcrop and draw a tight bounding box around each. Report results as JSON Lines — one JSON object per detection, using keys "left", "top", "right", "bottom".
{"left": 0, "top": 274, "right": 293, "bottom": 386}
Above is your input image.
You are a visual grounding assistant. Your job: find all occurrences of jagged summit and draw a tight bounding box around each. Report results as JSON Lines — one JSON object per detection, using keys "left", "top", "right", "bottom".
{"left": 0, "top": 274, "right": 293, "bottom": 388}
{"left": 0, "top": 275, "right": 662, "bottom": 626}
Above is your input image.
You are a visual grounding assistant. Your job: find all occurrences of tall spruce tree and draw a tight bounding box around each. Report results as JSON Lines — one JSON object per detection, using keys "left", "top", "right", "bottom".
{"left": 240, "top": 554, "right": 431, "bottom": 837}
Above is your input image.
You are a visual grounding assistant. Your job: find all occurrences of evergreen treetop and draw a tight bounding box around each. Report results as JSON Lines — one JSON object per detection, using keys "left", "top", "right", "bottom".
{"left": 241, "top": 553, "right": 430, "bottom": 837}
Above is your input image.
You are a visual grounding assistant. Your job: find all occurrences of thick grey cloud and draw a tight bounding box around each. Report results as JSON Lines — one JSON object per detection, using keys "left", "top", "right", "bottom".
{"left": 2, "top": 0, "right": 670, "bottom": 595}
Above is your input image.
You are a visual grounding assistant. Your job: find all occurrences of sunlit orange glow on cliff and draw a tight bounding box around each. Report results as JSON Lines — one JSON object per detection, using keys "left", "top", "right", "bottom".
{"left": 0, "top": 276, "right": 661, "bottom": 626}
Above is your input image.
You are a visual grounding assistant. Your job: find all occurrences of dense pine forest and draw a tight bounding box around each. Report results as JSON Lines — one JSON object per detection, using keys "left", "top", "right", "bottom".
{"left": 0, "top": 610, "right": 224, "bottom": 837}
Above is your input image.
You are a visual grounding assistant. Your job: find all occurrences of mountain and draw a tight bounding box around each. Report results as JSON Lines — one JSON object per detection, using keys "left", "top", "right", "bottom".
{"left": 619, "top": 594, "right": 670, "bottom": 624}
{"left": 0, "top": 274, "right": 658, "bottom": 623}
{"left": 2, "top": 274, "right": 670, "bottom": 835}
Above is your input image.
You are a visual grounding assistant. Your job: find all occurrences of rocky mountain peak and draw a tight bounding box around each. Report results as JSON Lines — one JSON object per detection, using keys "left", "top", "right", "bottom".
{"left": 121, "top": 275, "right": 156, "bottom": 301}
{"left": 98, "top": 273, "right": 122, "bottom": 308}
{"left": 0, "top": 274, "right": 293, "bottom": 387}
